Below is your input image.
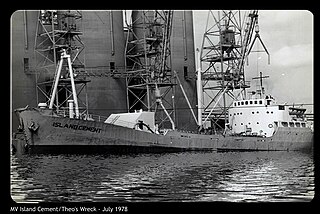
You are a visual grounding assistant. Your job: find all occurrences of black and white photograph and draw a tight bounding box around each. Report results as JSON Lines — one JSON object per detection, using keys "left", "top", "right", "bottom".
{"left": 10, "top": 10, "right": 314, "bottom": 207}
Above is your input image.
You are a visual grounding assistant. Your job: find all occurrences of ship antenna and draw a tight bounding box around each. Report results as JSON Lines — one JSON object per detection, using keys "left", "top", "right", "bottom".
{"left": 252, "top": 72, "right": 269, "bottom": 98}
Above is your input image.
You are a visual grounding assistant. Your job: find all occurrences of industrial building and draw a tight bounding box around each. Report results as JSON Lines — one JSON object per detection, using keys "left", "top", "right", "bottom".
{"left": 11, "top": 10, "right": 198, "bottom": 132}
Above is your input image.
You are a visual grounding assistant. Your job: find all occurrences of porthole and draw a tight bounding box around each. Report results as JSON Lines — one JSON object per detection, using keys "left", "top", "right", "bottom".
{"left": 267, "top": 111, "right": 269, "bottom": 114}
{"left": 240, "top": 112, "right": 242, "bottom": 115}
{"left": 271, "top": 111, "right": 273, "bottom": 114}
{"left": 252, "top": 112, "right": 255, "bottom": 114}
{"left": 241, "top": 123, "right": 243, "bottom": 125}
{"left": 245, "top": 101, "right": 248, "bottom": 105}
{"left": 257, "top": 122, "right": 259, "bottom": 124}
{"left": 257, "top": 111, "right": 259, "bottom": 114}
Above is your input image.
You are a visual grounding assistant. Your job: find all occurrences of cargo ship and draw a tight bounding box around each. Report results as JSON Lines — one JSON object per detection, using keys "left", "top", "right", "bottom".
{"left": 11, "top": 10, "right": 313, "bottom": 154}
{"left": 12, "top": 51, "right": 313, "bottom": 154}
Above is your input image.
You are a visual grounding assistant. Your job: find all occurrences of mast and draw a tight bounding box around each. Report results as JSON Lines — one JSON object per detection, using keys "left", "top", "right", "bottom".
{"left": 49, "top": 49, "right": 80, "bottom": 118}
{"left": 252, "top": 71, "right": 269, "bottom": 98}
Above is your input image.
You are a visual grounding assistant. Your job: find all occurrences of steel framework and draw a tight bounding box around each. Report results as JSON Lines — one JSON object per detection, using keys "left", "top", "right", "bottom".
{"left": 199, "top": 10, "right": 267, "bottom": 132}
{"left": 124, "top": 10, "right": 175, "bottom": 129}
{"left": 33, "top": 10, "right": 89, "bottom": 116}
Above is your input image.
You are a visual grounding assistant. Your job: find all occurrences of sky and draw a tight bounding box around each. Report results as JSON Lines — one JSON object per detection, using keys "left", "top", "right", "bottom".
{"left": 193, "top": 10, "right": 313, "bottom": 113}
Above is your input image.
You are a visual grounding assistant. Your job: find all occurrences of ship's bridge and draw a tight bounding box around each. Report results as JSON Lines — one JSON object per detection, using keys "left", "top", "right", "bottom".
{"left": 228, "top": 95, "right": 294, "bottom": 137}
{"left": 232, "top": 95, "right": 275, "bottom": 108}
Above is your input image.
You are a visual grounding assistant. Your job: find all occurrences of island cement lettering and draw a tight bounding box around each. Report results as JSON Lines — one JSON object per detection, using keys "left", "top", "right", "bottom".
{"left": 52, "top": 122, "right": 102, "bottom": 133}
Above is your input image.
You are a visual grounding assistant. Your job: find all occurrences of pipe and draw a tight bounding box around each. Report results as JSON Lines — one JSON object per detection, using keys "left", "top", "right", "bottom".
{"left": 160, "top": 101, "right": 175, "bottom": 130}
{"left": 23, "top": 11, "right": 28, "bottom": 50}
{"left": 68, "top": 100, "right": 74, "bottom": 118}
{"left": 196, "top": 48, "right": 203, "bottom": 127}
{"left": 109, "top": 10, "right": 115, "bottom": 56}
{"left": 49, "top": 59, "right": 63, "bottom": 109}
{"left": 174, "top": 71, "right": 197, "bottom": 124}
{"left": 182, "top": 11, "right": 187, "bottom": 61}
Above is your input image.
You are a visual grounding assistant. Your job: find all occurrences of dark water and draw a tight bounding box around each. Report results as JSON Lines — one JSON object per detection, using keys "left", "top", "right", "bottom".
{"left": 11, "top": 151, "right": 314, "bottom": 202}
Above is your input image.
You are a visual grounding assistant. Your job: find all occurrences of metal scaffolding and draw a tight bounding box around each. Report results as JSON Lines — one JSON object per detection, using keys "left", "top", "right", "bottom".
{"left": 33, "top": 10, "right": 89, "bottom": 116}
{"left": 199, "top": 10, "right": 268, "bottom": 132}
{"left": 124, "top": 10, "right": 176, "bottom": 129}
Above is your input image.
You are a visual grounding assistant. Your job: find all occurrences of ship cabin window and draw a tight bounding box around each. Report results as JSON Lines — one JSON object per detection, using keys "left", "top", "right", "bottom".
{"left": 252, "top": 112, "right": 254, "bottom": 114}
{"left": 259, "top": 100, "right": 263, "bottom": 104}
{"left": 241, "top": 123, "right": 243, "bottom": 125}
{"left": 301, "top": 123, "right": 306, "bottom": 127}
{"left": 279, "top": 105, "right": 285, "bottom": 110}
{"left": 274, "top": 122, "right": 278, "bottom": 127}
{"left": 281, "top": 122, "right": 288, "bottom": 127}
{"left": 257, "top": 122, "right": 259, "bottom": 124}
{"left": 241, "top": 101, "right": 244, "bottom": 105}
{"left": 267, "top": 111, "right": 269, "bottom": 114}
{"left": 234, "top": 102, "right": 237, "bottom": 107}
{"left": 245, "top": 101, "right": 248, "bottom": 105}
{"left": 295, "top": 122, "right": 301, "bottom": 127}
{"left": 271, "top": 111, "right": 273, "bottom": 114}
{"left": 254, "top": 101, "right": 258, "bottom": 104}
{"left": 250, "top": 101, "right": 253, "bottom": 104}
{"left": 238, "top": 101, "right": 240, "bottom": 106}
{"left": 267, "top": 100, "right": 271, "bottom": 105}
{"left": 289, "top": 122, "right": 294, "bottom": 127}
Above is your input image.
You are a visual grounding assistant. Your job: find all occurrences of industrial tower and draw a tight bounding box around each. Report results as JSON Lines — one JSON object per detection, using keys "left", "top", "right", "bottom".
{"left": 199, "top": 10, "right": 269, "bottom": 132}
{"left": 34, "top": 10, "right": 89, "bottom": 116}
{"left": 125, "top": 10, "right": 176, "bottom": 129}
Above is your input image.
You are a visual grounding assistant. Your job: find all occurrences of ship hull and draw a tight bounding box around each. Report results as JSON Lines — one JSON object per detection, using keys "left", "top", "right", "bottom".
{"left": 13, "top": 107, "right": 314, "bottom": 154}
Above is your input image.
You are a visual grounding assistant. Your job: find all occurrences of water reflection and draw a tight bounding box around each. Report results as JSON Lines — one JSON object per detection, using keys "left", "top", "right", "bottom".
{"left": 11, "top": 151, "right": 314, "bottom": 202}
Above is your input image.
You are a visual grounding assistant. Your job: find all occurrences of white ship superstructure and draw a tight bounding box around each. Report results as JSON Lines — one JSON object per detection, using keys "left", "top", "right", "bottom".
{"left": 228, "top": 93, "right": 308, "bottom": 137}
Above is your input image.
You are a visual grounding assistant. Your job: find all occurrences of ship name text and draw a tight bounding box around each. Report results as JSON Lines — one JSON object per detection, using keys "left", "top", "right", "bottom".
{"left": 52, "top": 122, "right": 102, "bottom": 133}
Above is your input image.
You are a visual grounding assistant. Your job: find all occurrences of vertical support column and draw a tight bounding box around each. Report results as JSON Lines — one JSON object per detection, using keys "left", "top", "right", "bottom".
{"left": 66, "top": 53, "right": 80, "bottom": 118}
{"left": 196, "top": 48, "right": 203, "bottom": 127}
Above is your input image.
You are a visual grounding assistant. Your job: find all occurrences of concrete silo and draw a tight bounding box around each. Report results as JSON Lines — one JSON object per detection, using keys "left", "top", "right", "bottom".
{"left": 171, "top": 10, "right": 198, "bottom": 131}
{"left": 80, "top": 11, "right": 127, "bottom": 117}
{"left": 11, "top": 11, "right": 39, "bottom": 130}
